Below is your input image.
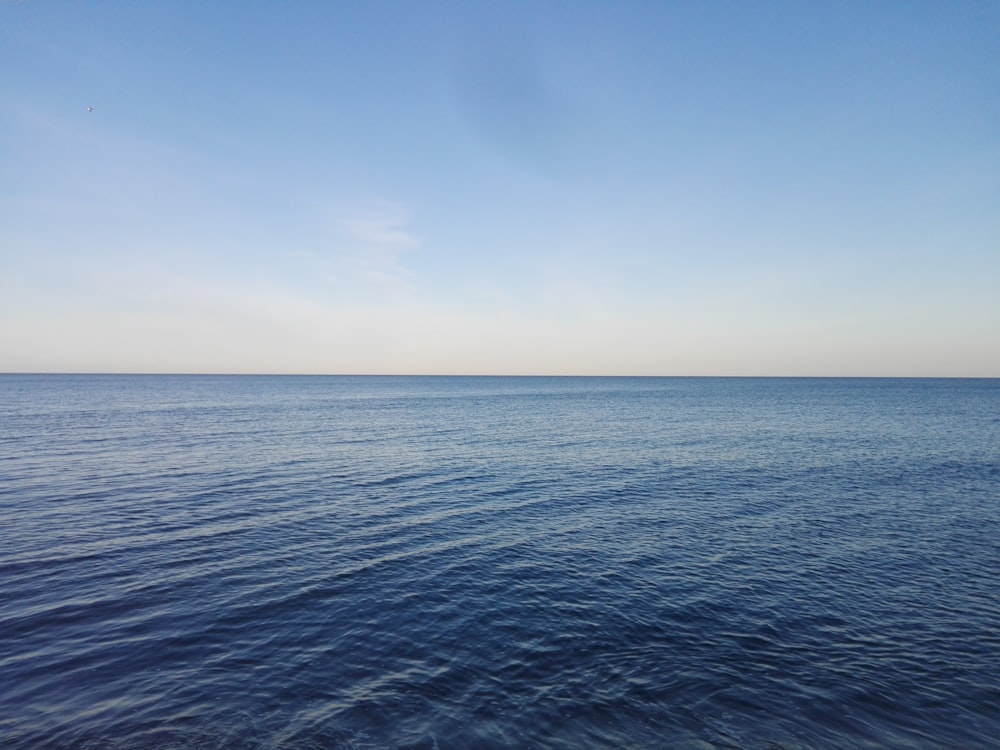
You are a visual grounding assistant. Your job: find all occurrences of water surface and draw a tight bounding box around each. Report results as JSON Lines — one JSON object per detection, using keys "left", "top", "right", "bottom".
{"left": 2, "top": 375, "right": 998, "bottom": 748}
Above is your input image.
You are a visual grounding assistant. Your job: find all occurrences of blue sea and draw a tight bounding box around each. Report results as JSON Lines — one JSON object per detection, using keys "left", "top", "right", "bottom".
{"left": 2, "top": 375, "right": 998, "bottom": 749}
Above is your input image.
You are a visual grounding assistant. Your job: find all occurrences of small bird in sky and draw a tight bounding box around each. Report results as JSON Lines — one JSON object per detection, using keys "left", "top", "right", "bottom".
{"left": 87, "top": 106, "right": 93, "bottom": 112}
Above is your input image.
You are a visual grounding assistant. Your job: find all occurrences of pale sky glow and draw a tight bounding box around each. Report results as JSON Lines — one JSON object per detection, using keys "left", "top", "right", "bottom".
{"left": 2, "top": 1, "right": 998, "bottom": 375}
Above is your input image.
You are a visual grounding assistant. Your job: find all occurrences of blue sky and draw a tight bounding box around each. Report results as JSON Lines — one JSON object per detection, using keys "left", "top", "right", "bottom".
{"left": 2, "top": 1, "right": 998, "bottom": 375}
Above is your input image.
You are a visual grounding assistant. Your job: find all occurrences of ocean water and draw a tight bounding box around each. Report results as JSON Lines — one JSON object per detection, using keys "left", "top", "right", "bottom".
{"left": 2, "top": 375, "right": 998, "bottom": 750}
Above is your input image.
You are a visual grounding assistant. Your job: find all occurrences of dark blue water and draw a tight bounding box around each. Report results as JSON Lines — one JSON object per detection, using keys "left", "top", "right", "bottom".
{"left": 2, "top": 375, "right": 998, "bottom": 749}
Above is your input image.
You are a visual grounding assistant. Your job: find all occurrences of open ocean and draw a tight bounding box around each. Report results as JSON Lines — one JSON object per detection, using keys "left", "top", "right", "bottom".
{"left": 2, "top": 375, "right": 998, "bottom": 749}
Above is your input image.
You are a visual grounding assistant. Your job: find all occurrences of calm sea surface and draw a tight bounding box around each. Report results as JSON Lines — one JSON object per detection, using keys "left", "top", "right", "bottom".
{"left": 2, "top": 375, "right": 998, "bottom": 749}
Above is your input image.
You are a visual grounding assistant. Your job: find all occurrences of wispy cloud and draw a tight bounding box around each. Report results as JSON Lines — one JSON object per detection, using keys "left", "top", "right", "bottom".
{"left": 321, "top": 200, "right": 420, "bottom": 295}
{"left": 338, "top": 202, "right": 418, "bottom": 249}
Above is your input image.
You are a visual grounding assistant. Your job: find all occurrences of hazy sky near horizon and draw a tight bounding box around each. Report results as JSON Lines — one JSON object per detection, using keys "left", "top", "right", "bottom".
{"left": 2, "top": 1, "right": 998, "bottom": 375}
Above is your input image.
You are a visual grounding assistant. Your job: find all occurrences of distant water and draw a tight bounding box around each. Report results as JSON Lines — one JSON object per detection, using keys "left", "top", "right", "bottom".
{"left": 2, "top": 375, "right": 999, "bottom": 749}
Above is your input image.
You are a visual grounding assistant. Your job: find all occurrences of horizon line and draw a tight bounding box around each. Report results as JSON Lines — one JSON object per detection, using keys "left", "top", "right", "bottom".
{"left": 2, "top": 372, "right": 998, "bottom": 380}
